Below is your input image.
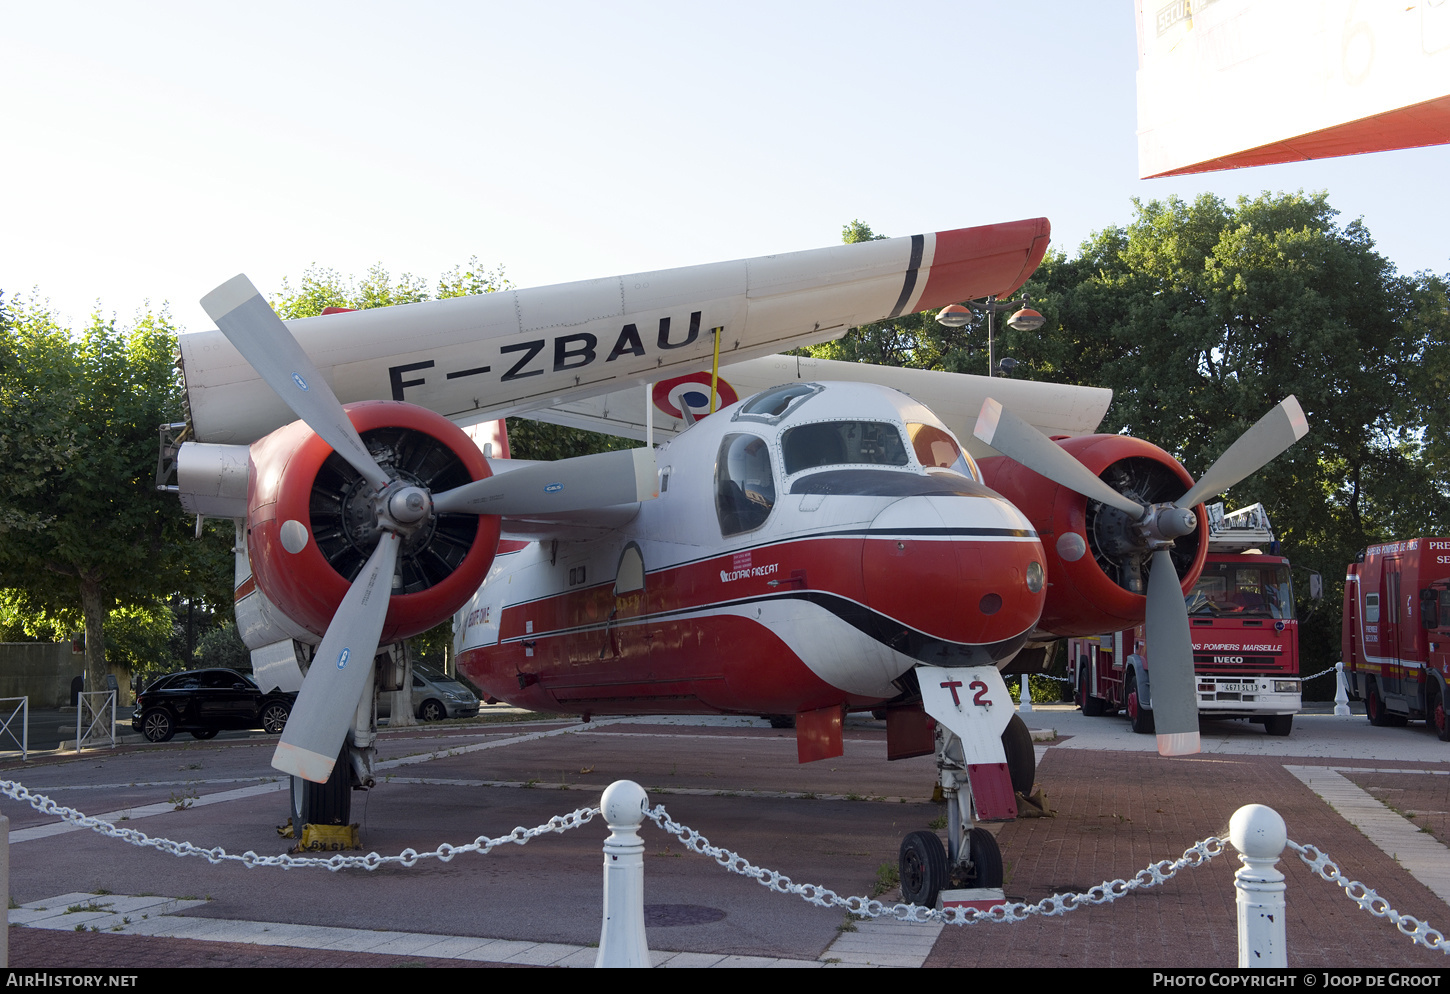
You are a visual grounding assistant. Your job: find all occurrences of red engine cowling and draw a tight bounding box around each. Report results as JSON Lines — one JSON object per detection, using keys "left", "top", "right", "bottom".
{"left": 246, "top": 400, "right": 500, "bottom": 644}
{"left": 979, "top": 434, "right": 1207, "bottom": 637}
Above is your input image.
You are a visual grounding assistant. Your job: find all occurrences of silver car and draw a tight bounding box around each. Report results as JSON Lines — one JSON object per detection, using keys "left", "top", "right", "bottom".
{"left": 377, "top": 663, "right": 480, "bottom": 722}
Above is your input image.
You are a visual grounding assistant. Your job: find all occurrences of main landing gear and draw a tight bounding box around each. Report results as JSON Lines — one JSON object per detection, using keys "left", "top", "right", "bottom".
{"left": 898, "top": 712, "right": 1033, "bottom": 907}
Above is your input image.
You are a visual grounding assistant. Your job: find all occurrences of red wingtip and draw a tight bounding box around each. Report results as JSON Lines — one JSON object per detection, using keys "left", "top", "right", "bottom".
{"left": 915, "top": 217, "right": 1052, "bottom": 312}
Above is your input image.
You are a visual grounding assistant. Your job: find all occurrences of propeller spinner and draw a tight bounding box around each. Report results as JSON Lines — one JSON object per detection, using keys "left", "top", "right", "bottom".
{"left": 201, "top": 276, "right": 657, "bottom": 782}
{"left": 974, "top": 396, "right": 1307, "bottom": 758}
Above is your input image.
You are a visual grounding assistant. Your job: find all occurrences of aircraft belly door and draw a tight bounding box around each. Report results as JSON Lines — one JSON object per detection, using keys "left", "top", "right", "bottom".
{"left": 603, "top": 543, "right": 652, "bottom": 677}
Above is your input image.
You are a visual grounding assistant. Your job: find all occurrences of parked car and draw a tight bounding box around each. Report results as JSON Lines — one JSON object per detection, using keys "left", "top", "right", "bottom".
{"left": 377, "top": 662, "right": 480, "bottom": 722}
{"left": 131, "top": 668, "right": 295, "bottom": 743}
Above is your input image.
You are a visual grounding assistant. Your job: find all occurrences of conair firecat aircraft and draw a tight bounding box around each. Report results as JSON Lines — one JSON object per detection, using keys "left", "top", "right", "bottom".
{"left": 164, "top": 218, "right": 1306, "bottom": 906}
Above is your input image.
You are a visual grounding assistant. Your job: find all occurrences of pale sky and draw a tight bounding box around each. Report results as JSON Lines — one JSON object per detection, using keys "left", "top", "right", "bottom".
{"left": 4, "top": 1, "right": 1446, "bottom": 334}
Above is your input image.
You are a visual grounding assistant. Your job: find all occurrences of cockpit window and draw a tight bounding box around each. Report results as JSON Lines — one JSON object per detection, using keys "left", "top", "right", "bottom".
{"left": 781, "top": 421, "right": 909, "bottom": 475}
{"left": 732, "top": 383, "right": 823, "bottom": 425}
{"left": 907, "top": 423, "right": 980, "bottom": 481}
{"left": 715, "top": 433, "right": 776, "bottom": 536}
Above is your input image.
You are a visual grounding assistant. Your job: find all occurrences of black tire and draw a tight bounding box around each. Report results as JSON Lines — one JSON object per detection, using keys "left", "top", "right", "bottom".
{"left": 141, "top": 709, "right": 175, "bottom": 743}
{"left": 1079, "top": 664, "right": 1106, "bottom": 717}
{"left": 418, "top": 699, "right": 445, "bottom": 722}
{"left": 261, "top": 701, "right": 290, "bottom": 735}
{"left": 1126, "top": 673, "right": 1154, "bottom": 735}
{"left": 765, "top": 714, "right": 795, "bottom": 729}
{"left": 1263, "top": 714, "right": 1293, "bottom": 737}
{"left": 1432, "top": 684, "right": 1450, "bottom": 742}
{"left": 899, "top": 830, "right": 948, "bottom": 908}
{"left": 962, "top": 827, "right": 1003, "bottom": 889}
{"left": 189, "top": 729, "right": 218, "bottom": 740}
{"left": 1002, "top": 713, "right": 1036, "bottom": 798}
{"left": 291, "top": 748, "right": 352, "bottom": 831}
{"left": 1365, "top": 682, "right": 1405, "bottom": 727}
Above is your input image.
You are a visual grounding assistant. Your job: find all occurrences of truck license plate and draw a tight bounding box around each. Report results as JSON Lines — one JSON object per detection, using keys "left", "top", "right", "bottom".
{"left": 1218, "top": 683, "right": 1256, "bottom": 692}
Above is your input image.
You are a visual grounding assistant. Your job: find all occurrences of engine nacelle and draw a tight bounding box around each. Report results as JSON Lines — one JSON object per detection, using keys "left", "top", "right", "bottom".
{"left": 247, "top": 400, "right": 499, "bottom": 644}
{"left": 979, "top": 434, "right": 1207, "bottom": 637}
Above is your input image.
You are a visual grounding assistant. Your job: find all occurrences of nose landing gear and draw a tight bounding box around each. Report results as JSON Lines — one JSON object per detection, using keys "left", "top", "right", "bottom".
{"left": 898, "top": 665, "right": 1032, "bottom": 907}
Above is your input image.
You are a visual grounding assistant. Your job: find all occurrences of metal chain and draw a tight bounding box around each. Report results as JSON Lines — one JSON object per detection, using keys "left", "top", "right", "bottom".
{"left": 1289, "top": 840, "right": 1449, "bottom": 954}
{"left": 0, "top": 779, "right": 598, "bottom": 871}
{"left": 1301, "top": 665, "right": 1340, "bottom": 681}
{"left": 645, "top": 803, "right": 1223, "bottom": 925}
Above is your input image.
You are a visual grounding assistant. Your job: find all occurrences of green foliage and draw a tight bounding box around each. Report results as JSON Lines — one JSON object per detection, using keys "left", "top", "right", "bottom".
{"left": 271, "top": 257, "right": 509, "bottom": 320}
{"left": 194, "top": 618, "right": 248, "bottom": 671}
{"left": 0, "top": 296, "right": 212, "bottom": 693}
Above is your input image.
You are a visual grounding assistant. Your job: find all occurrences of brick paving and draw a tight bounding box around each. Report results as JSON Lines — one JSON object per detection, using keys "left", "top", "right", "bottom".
{"left": 6, "top": 708, "right": 1450, "bottom": 969}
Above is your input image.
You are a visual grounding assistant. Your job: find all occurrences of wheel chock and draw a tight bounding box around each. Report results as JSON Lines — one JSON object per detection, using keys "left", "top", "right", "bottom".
{"left": 295, "top": 823, "right": 361, "bottom": 851}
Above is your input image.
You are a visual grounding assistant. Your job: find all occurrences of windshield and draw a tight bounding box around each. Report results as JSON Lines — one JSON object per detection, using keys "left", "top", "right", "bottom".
{"left": 1186, "top": 561, "right": 1294, "bottom": 620}
{"left": 781, "top": 421, "right": 908, "bottom": 475}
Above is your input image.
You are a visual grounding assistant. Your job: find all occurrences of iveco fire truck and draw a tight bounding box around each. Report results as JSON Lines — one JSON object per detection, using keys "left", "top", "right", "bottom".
{"left": 1067, "top": 503, "right": 1306, "bottom": 736}
{"left": 1342, "top": 537, "right": 1450, "bottom": 739}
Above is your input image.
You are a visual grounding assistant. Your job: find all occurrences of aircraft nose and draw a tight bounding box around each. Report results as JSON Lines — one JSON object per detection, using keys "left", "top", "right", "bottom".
{"left": 861, "top": 494, "right": 1045, "bottom": 658}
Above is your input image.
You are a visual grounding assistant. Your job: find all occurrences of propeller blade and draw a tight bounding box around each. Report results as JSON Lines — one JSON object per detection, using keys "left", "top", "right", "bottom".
{"left": 1145, "top": 547, "right": 1200, "bottom": 757}
{"left": 272, "top": 532, "right": 400, "bottom": 782}
{"left": 1176, "top": 396, "right": 1307, "bottom": 511}
{"left": 973, "top": 399, "right": 1145, "bottom": 517}
{"left": 201, "top": 275, "right": 391, "bottom": 493}
{"left": 432, "top": 448, "right": 658, "bottom": 516}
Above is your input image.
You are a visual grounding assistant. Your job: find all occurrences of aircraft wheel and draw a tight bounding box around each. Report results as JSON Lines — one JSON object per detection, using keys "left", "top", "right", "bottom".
{"left": 1263, "top": 714, "right": 1293, "bottom": 737}
{"left": 141, "top": 709, "right": 175, "bottom": 743}
{"left": 189, "top": 729, "right": 218, "bottom": 740}
{"left": 1079, "top": 665, "right": 1105, "bottom": 717}
{"left": 764, "top": 714, "right": 795, "bottom": 729}
{"left": 899, "top": 831, "right": 947, "bottom": 908}
{"left": 1002, "top": 713, "right": 1035, "bottom": 797}
{"left": 961, "top": 827, "right": 1003, "bottom": 889}
{"left": 1126, "top": 674, "right": 1154, "bottom": 735}
{"left": 291, "top": 750, "right": 351, "bottom": 833}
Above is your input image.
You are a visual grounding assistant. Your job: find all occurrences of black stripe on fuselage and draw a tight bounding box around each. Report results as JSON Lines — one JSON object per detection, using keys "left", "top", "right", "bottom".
{"left": 888, "top": 234, "right": 925, "bottom": 319}
{"left": 497, "top": 587, "right": 1029, "bottom": 667}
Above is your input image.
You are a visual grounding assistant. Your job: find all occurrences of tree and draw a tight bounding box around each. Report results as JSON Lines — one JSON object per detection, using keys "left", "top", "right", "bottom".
{"left": 0, "top": 297, "right": 215, "bottom": 700}
{"left": 998, "top": 192, "right": 1450, "bottom": 676}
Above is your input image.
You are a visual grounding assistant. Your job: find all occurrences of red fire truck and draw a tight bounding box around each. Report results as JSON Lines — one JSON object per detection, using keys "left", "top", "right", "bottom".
{"left": 1067, "top": 503, "right": 1306, "bottom": 736}
{"left": 1342, "top": 537, "right": 1450, "bottom": 739}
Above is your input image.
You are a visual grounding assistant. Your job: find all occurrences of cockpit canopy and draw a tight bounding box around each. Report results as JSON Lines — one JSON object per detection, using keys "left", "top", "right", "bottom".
{"left": 712, "top": 383, "right": 985, "bottom": 537}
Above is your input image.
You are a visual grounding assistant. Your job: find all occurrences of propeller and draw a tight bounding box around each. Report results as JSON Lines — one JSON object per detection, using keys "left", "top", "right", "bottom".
{"left": 202, "top": 275, "right": 658, "bottom": 782}
{"left": 974, "top": 396, "right": 1307, "bottom": 758}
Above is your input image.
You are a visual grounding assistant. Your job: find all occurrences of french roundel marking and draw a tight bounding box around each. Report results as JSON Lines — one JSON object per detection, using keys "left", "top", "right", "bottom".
{"left": 652, "top": 373, "right": 739, "bottom": 420}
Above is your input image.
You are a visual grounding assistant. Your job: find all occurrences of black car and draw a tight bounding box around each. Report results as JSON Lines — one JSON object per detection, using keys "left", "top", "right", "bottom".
{"left": 131, "top": 668, "right": 295, "bottom": 743}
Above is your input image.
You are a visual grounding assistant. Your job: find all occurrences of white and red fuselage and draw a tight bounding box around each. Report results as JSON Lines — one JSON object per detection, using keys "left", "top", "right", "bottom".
{"left": 454, "top": 383, "right": 1046, "bottom": 729}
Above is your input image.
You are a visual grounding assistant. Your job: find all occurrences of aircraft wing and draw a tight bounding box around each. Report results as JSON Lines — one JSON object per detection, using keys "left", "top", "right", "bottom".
{"left": 180, "top": 218, "right": 1051, "bottom": 444}
{"left": 530, "top": 354, "right": 1114, "bottom": 459}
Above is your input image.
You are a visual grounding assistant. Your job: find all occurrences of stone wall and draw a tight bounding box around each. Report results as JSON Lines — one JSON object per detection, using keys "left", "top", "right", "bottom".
{"left": 0, "top": 643, "right": 87, "bottom": 708}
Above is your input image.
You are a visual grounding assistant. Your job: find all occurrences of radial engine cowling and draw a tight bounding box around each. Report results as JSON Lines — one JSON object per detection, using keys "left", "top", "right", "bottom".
{"left": 979, "top": 434, "right": 1207, "bottom": 638}
{"left": 247, "top": 400, "right": 499, "bottom": 644}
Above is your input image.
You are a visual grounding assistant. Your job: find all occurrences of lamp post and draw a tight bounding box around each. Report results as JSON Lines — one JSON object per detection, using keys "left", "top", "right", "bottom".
{"left": 935, "top": 295, "right": 1044, "bottom": 376}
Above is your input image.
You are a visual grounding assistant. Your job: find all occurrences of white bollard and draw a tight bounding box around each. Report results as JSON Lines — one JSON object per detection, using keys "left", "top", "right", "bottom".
{"left": 1334, "top": 661, "right": 1352, "bottom": 717}
{"left": 1018, "top": 675, "right": 1032, "bottom": 714}
{"left": 1229, "top": 804, "right": 1287, "bottom": 968}
{"left": 596, "top": 780, "right": 651, "bottom": 968}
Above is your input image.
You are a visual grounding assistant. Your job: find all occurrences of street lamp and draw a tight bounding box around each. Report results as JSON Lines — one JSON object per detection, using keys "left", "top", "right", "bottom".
{"left": 935, "top": 295, "right": 1043, "bottom": 376}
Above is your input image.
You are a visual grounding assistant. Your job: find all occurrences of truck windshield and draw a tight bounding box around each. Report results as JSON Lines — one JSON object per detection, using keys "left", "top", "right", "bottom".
{"left": 1186, "top": 561, "right": 1294, "bottom": 620}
